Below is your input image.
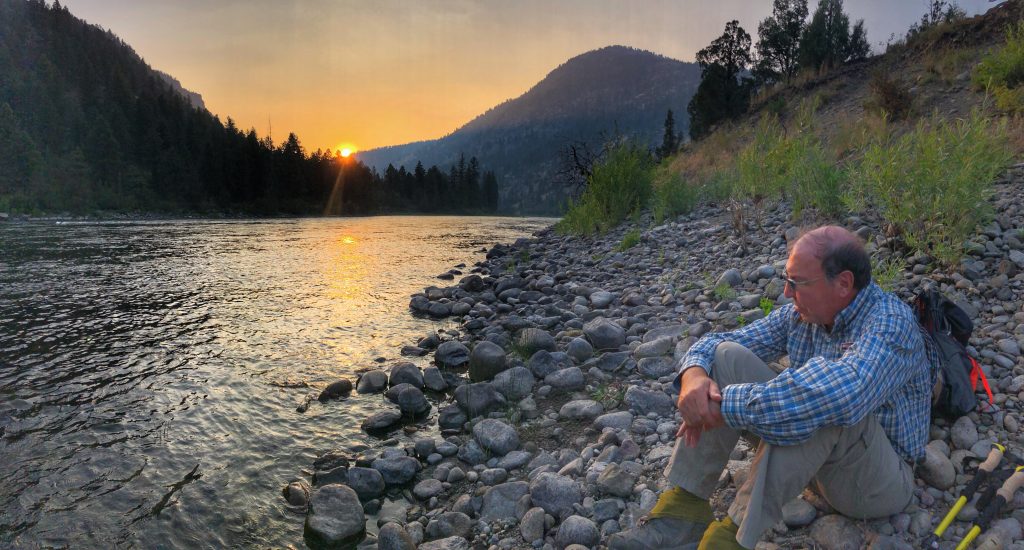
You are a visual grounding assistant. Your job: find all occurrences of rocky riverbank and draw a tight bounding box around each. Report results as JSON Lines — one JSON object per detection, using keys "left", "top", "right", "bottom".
{"left": 292, "top": 170, "right": 1024, "bottom": 550}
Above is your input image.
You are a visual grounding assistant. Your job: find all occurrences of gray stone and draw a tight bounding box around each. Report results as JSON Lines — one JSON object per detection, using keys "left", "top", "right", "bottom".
{"left": 591, "top": 290, "right": 616, "bottom": 308}
{"left": 809, "top": 514, "right": 863, "bottom": 550}
{"left": 457, "top": 440, "right": 488, "bottom": 465}
{"left": 283, "top": 480, "right": 310, "bottom": 507}
{"left": 435, "top": 341, "right": 470, "bottom": 369}
{"left": 594, "top": 411, "right": 634, "bottom": 431}
{"left": 414, "top": 438, "right": 436, "bottom": 458}
{"left": 559, "top": 399, "right": 604, "bottom": 420}
{"left": 637, "top": 357, "right": 676, "bottom": 379}
{"left": 425, "top": 512, "right": 472, "bottom": 539}
{"left": 623, "top": 385, "right": 674, "bottom": 416}
{"left": 491, "top": 366, "right": 535, "bottom": 401}
{"left": 555, "top": 515, "right": 600, "bottom": 548}
{"left": 567, "top": 338, "right": 594, "bottom": 362}
{"left": 516, "top": 328, "right": 557, "bottom": 356}
{"left": 356, "top": 370, "right": 388, "bottom": 393}
{"left": 584, "top": 318, "right": 627, "bottom": 350}
{"left": 304, "top": 484, "right": 365, "bottom": 548}
{"left": 413, "top": 478, "right": 444, "bottom": 500}
{"left": 396, "top": 386, "right": 430, "bottom": 416}
{"left": 999, "top": 338, "right": 1021, "bottom": 357}
{"left": 417, "top": 536, "right": 470, "bottom": 550}
{"left": 480, "top": 481, "right": 531, "bottom": 520}
{"left": 528, "top": 350, "right": 561, "bottom": 378}
{"left": 423, "top": 366, "right": 447, "bottom": 391}
{"left": 529, "top": 472, "right": 582, "bottom": 518}
{"left": 389, "top": 362, "right": 424, "bottom": 388}
{"left": 593, "top": 499, "right": 622, "bottom": 523}
{"left": 371, "top": 456, "right": 419, "bottom": 485}
{"left": 346, "top": 467, "right": 385, "bottom": 500}
{"left": 520, "top": 506, "right": 547, "bottom": 542}
{"left": 1010, "top": 249, "right": 1024, "bottom": 269}
{"left": 454, "top": 382, "right": 507, "bottom": 417}
{"left": 469, "top": 340, "right": 508, "bottom": 382}
{"left": 318, "top": 379, "right": 353, "bottom": 401}
{"left": 438, "top": 404, "right": 468, "bottom": 430}
{"left": 480, "top": 468, "right": 508, "bottom": 485}
{"left": 377, "top": 522, "right": 416, "bottom": 550}
{"left": 633, "top": 337, "right": 674, "bottom": 358}
{"left": 919, "top": 444, "right": 955, "bottom": 490}
{"left": 584, "top": 351, "right": 632, "bottom": 372}
{"left": 362, "top": 410, "right": 402, "bottom": 432}
{"left": 717, "top": 268, "right": 743, "bottom": 288}
{"left": 473, "top": 419, "right": 520, "bottom": 456}
{"left": 427, "top": 302, "right": 450, "bottom": 317}
{"left": 782, "top": 497, "right": 817, "bottom": 527}
{"left": 545, "top": 366, "right": 585, "bottom": 393}
{"left": 596, "top": 463, "right": 637, "bottom": 497}
{"left": 951, "top": 416, "right": 979, "bottom": 450}
{"left": 459, "top": 274, "right": 485, "bottom": 292}
{"left": 868, "top": 535, "right": 913, "bottom": 550}
{"left": 496, "top": 450, "right": 533, "bottom": 470}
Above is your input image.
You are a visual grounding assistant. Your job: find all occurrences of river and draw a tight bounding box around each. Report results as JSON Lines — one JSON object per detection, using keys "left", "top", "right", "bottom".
{"left": 0, "top": 216, "right": 553, "bottom": 549}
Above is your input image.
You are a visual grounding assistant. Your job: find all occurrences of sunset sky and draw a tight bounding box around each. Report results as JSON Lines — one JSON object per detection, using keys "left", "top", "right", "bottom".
{"left": 62, "top": 0, "right": 1000, "bottom": 154}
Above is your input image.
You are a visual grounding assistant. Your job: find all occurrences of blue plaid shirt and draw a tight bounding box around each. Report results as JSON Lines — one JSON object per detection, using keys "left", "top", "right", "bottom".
{"left": 681, "top": 283, "right": 933, "bottom": 463}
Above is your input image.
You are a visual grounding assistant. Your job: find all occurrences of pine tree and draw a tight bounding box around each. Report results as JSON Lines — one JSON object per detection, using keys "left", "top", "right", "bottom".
{"left": 657, "top": 109, "right": 679, "bottom": 160}
{"left": 754, "top": 0, "right": 808, "bottom": 85}
{"left": 687, "top": 21, "right": 754, "bottom": 140}
{"left": 798, "top": 0, "right": 867, "bottom": 72}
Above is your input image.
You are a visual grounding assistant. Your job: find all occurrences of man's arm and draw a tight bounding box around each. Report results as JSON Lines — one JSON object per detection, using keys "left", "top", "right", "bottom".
{"left": 718, "top": 312, "right": 922, "bottom": 446}
{"left": 676, "top": 303, "right": 794, "bottom": 379}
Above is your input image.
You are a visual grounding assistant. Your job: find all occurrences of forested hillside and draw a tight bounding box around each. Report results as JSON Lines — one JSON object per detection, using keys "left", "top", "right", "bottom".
{"left": 0, "top": 0, "right": 498, "bottom": 216}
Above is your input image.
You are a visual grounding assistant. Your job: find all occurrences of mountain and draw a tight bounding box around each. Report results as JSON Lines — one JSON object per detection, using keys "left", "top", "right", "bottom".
{"left": 155, "top": 70, "right": 206, "bottom": 110}
{"left": 358, "top": 46, "right": 702, "bottom": 215}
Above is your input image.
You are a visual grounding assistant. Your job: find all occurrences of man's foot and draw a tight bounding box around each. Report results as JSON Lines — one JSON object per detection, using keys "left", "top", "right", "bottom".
{"left": 607, "top": 516, "right": 708, "bottom": 550}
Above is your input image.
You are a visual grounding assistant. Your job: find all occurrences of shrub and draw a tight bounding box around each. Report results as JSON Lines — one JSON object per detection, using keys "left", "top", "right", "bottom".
{"left": 733, "top": 116, "right": 789, "bottom": 204}
{"left": 759, "top": 296, "right": 774, "bottom": 317}
{"left": 653, "top": 171, "right": 699, "bottom": 223}
{"left": 974, "top": 20, "right": 1024, "bottom": 112}
{"left": 848, "top": 110, "right": 1013, "bottom": 264}
{"left": 617, "top": 229, "right": 641, "bottom": 251}
{"left": 555, "top": 142, "right": 653, "bottom": 235}
{"left": 864, "top": 71, "right": 913, "bottom": 120}
{"left": 872, "top": 256, "right": 904, "bottom": 292}
{"left": 714, "top": 282, "right": 737, "bottom": 301}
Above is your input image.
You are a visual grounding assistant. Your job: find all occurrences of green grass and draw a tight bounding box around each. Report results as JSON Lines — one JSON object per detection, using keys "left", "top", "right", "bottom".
{"left": 617, "top": 229, "right": 641, "bottom": 251}
{"left": 974, "top": 20, "right": 1024, "bottom": 112}
{"left": 759, "top": 297, "right": 773, "bottom": 317}
{"left": 714, "top": 282, "right": 737, "bottom": 301}
{"left": 847, "top": 109, "right": 1012, "bottom": 265}
{"left": 652, "top": 170, "right": 699, "bottom": 224}
{"left": 556, "top": 142, "right": 654, "bottom": 235}
{"left": 872, "top": 256, "right": 905, "bottom": 292}
{"left": 590, "top": 381, "right": 625, "bottom": 408}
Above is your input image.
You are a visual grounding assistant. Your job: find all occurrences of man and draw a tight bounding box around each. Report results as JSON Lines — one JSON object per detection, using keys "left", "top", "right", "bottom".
{"left": 610, "top": 226, "right": 934, "bottom": 549}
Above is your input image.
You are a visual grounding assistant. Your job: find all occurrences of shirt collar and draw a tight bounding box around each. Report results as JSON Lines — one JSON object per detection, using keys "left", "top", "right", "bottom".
{"left": 830, "top": 282, "right": 879, "bottom": 334}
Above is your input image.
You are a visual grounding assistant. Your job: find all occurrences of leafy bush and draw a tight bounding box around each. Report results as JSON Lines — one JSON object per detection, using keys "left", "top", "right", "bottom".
{"left": 556, "top": 142, "right": 653, "bottom": 235}
{"left": 759, "top": 296, "right": 774, "bottom": 317}
{"left": 848, "top": 110, "right": 1012, "bottom": 264}
{"left": 617, "top": 229, "right": 641, "bottom": 251}
{"left": 864, "top": 71, "right": 913, "bottom": 120}
{"left": 653, "top": 171, "right": 699, "bottom": 223}
{"left": 974, "top": 20, "right": 1024, "bottom": 112}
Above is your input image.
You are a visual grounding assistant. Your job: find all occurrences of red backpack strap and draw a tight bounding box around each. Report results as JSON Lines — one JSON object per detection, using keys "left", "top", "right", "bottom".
{"left": 968, "top": 357, "right": 995, "bottom": 405}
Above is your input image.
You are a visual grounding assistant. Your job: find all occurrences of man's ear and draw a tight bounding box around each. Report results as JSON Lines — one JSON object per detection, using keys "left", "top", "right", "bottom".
{"left": 838, "top": 270, "right": 855, "bottom": 297}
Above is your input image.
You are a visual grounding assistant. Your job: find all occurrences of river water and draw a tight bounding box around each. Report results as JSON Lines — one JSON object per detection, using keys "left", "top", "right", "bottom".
{"left": 0, "top": 216, "right": 553, "bottom": 549}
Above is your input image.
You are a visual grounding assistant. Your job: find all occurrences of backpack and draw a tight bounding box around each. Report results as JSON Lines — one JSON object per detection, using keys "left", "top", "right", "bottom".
{"left": 913, "top": 287, "right": 993, "bottom": 418}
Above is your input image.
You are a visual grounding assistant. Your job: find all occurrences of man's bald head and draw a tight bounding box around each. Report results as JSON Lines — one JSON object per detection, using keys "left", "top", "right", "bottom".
{"left": 793, "top": 226, "right": 872, "bottom": 290}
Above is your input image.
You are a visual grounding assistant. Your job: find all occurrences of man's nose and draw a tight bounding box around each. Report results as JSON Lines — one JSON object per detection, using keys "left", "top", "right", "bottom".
{"left": 783, "top": 282, "right": 794, "bottom": 299}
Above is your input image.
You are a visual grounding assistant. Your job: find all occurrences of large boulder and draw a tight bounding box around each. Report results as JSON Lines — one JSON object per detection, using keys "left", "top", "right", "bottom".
{"left": 377, "top": 522, "right": 416, "bottom": 550}
{"left": 438, "top": 404, "right": 468, "bottom": 431}
{"left": 469, "top": 341, "right": 508, "bottom": 382}
{"left": 346, "top": 467, "right": 385, "bottom": 500}
{"left": 545, "top": 367, "right": 585, "bottom": 393}
{"left": 454, "top": 382, "right": 507, "bottom": 417}
{"left": 371, "top": 456, "right": 420, "bottom": 485}
{"left": 303, "top": 484, "right": 365, "bottom": 548}
{"left": 583, "top": 318, "right": 626, "bottom": 350}
{"left": 529, "top": 472, "right": 582, "bottom": 518}
{"left": 624, "top": 385, "right": 674, "bottom": 416}
{"left": 472, "top": 419, "right": 520, "bottom": 456}
{"left": 389, "top": 362, "right": 424, "bottom": 388}
{"left": 356, "top": 370, "right": 388, "bottom": 393}
{"left": 395, "top": 385, "right": 431, "bottom": 416}
{"left": 361, "top": 410, "right": 402, "bottom": 433}
{"left": 480, "top": 481, "right": 530, "bottom": 520}
{"left": 491, "top": 366, "right": 535, "bottom": 400}
{"left": 556, "top": 515, "right": 600, "bottom": 548}
{"left": 566, "top": 337, "right": 594, "bottom": 362}
{"left": 516, "top": 328, "right": 557, "bottom": 356}
{"left": 318, "top": 379, "right": 353, "bottom": 401}
{"left": 435, "top": 341, "right": 470, "bottom": 369}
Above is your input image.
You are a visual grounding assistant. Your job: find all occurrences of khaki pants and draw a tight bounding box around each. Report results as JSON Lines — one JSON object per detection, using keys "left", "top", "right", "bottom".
{"left": 665, "top": 342, "right": 914, "bottom": 548}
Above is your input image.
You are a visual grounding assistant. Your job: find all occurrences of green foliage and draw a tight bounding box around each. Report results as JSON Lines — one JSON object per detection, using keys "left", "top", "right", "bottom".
{"left": 907, "top": 0, "right": 967, "bottom": 38}
{"left": 754, "top": 0, "right": 809, "bottom": 85}
{"left": 653, "top": 171, "right": 699, "bottom": 223}
{"left": 798, "top": 0, "right": 868, "bottom": 72}
{"left": 759, "top": 297, "right": 774, "bottom": 317}
{"left": 689, "top": 21, "right": 755, "bottom": 140}
{"left": 974, "top": 20, "right": 1024, "bottom": 113}
{"left": 872, "top": 256, "right": 904, "bottom": 292}
{"left": 848, "top": 110, "right": 1013, "bottom": 264}
{"left": 737, "top": 316, "right": 748, "bottom": 327}
{"left": 714, "top": 282, "right": 737, "bottom": 301}
{"left": 656, "top": 110, "right": 681, "bottom": 160}
{"left": 864, "top": 71, "right": 913, "bottom": 120}
{"left": 555, "top": 142, "right": 654, "bottom": 235}
{"left": 618, "top": 229, "right": 641, "bottom": 251}
{"left": 591, "top": 381, "right": 626, "bottom": 408}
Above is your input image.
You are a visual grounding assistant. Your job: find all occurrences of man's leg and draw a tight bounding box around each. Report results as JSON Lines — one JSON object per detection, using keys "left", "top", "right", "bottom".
{"left": 727, "top": 416, "right": 914, "bottom": 548}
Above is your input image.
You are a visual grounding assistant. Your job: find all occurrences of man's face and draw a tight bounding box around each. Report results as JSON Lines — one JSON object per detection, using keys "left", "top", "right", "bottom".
{"left": 783, "top": 242, "right": 852, "bottom": 327}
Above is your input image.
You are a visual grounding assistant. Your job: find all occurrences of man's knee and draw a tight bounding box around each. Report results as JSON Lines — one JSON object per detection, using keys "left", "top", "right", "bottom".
{"left": 712, "top": 342, "right": 772, "bottom": 386}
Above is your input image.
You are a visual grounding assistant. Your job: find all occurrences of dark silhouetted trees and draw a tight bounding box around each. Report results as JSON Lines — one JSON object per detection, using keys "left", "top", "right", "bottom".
{"left": 754, "top": 0, "right": 809, "bottom": 85}
{"left": 687, "top": 20, "right": 754, "bottom": 140}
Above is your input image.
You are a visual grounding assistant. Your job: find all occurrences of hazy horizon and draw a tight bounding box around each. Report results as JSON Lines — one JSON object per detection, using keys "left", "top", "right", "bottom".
{"left": 61, "top": 0, "right": 1004, "bottom": 154}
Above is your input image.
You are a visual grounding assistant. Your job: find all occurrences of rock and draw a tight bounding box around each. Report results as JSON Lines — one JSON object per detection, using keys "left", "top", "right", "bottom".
{"left": 637, "top": 357, "right": 676, "bottom": 379}
{"left": 919, "top": 444, "right": 956, "bottom": 490}
{"left": 517, "top": 328, "right": 557, "bottom": 356}
{"left": 633, "top": 337, "right": 674, "bottom": 358}
{"left": 951, "top": 416, "right": 979, "bottom": 450}
{"left": 438, "top": 404, "right": 468, "bottom": 431}
{"left": 480, "top": 467, "right": 508, "bottom": 485}
{"left": 427, "top": 302, "right": 450, "bottom": 317}
{"left": 459, "top": 274, "right": 485, "bottom": 292}
{"left": 717, "top": 268, "right": 743, "bottom": 288}
{"left": 389, "top": 362, "right": 424, "bottom": 388}
{"left": 396, "top": 386, "right": 431, "bottom": 416}
{"left": 596, "top": 463, "right": 637, "bottom": 497}
{"left": 283, "top": 480, "right": 310, "bottom": 507}
{"left": 457, "top": 440, "right": 488, "bottom": 465}
{"left": 559, "top": 399, "right": 604, "bottom": 420}
{"left": 371, "top": 456, "right": 419, "bottom": 485}
{"left": 377, "top": 522, "right": 416, "bottom": 550}
{"left": 809, "top": 514, "right": 863, "bottom": 550}
{"left": 868, "top": 535, "right": 913, "bottom": 550}
{"left": 567, "top": 337, "right": 594, "bottom": 362}
{"left": 480, "top": 481, "right": 531, "bottom": 520}
{"left": 362, "top": 410, "right": 402, "bottom": 433}
{"left": 413, "top": 478, "right": 444, "bottom": 500}
{"left": 491, "top": 366, "right": 535, "bottom": 401}
{"left": 454, "top": 382, "right": 507, "bottom": 417}
{"left": 556, "top": 515, "right": 600, "bottom": 548}
{"left": 584, "top": 318, "right": 626, "bottom": 350}
{"left": 1010, "top": 249, "right": 1024, "bottom": 269}
{"left": 529, "top": 472, "right": 582, "bottom": 518}
{"left": 590, "top": 291, "right": 616, "bottom": 308}
{"left": 425, "top": 512, "right": 473, "bottom": 539}
{"left": 545, "top": 366, "right": 585, "bottom": 393}
{"left": 303, "top": 484, "right": 366, "bottom": 548}
{"left": 417, "top": 536, "right": 470, "bottom": 550}
{"left": 520, "top": 506, "right": 547, "bottom": 542}
{"left": 496, "top": 450, "right": 533, "bottom": 470}
{"left": 346, "top": 467, "right": 385, "bottom": 500}
{"left": 782, "top": 497, "right": 817, "bottom": 527}
{"left": 528, "top": 350, "right": 560, "bottom": 378}
{"left": 318, "top": 379, "right": 353, "bottom": 401}
{"left": 469, "top": 340, "right": 508, "bottom": 382}
{"left": 414, "top": 438, "right": 436, "bottom": 458}
{"left": 473, "top": 419, "right": 520, "bottom": 456}
{"left": 422, "top": 366, "right": 447, "bottom": 391}
{"left": 594, "top": 411, "right": 634, "bottom": 431}
{"left": 624, "top": 385, "right": 674, "bottom": 416}
{"left": 435, "top": 341, "right": 470, "bottom": 369}
{"left": 356, "top": 370, "right": 388, "bottom": 393}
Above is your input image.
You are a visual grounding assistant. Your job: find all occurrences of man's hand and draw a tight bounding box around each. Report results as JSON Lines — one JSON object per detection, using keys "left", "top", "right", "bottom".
{"left": 675, "top": 366, "right": 725, "bottom": 447}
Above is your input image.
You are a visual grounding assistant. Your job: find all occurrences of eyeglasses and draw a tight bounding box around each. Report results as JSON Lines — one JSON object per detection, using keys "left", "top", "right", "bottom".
{"left": 782, "top": 272, "right": 823, "bottom": 291}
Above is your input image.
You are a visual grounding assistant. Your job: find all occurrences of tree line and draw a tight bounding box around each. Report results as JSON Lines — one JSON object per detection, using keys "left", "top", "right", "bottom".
{"left": 0, "top": 0, "right": 498, "bottom": 216}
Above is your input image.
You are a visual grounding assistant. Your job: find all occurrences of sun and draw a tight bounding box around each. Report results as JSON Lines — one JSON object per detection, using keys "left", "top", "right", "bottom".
{"left": 336, "top": 144, "right": 356, "bottom": 158}
{"left": 340, "top": 148, "right": 352, "bottom": 158}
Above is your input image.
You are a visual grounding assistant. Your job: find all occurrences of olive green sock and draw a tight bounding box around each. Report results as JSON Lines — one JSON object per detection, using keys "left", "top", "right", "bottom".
{"left": 647, "top": 486, "right": 713, "bottom": 524}
{"left": 697, "top": 516, "right": 745, "bottom": 550}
